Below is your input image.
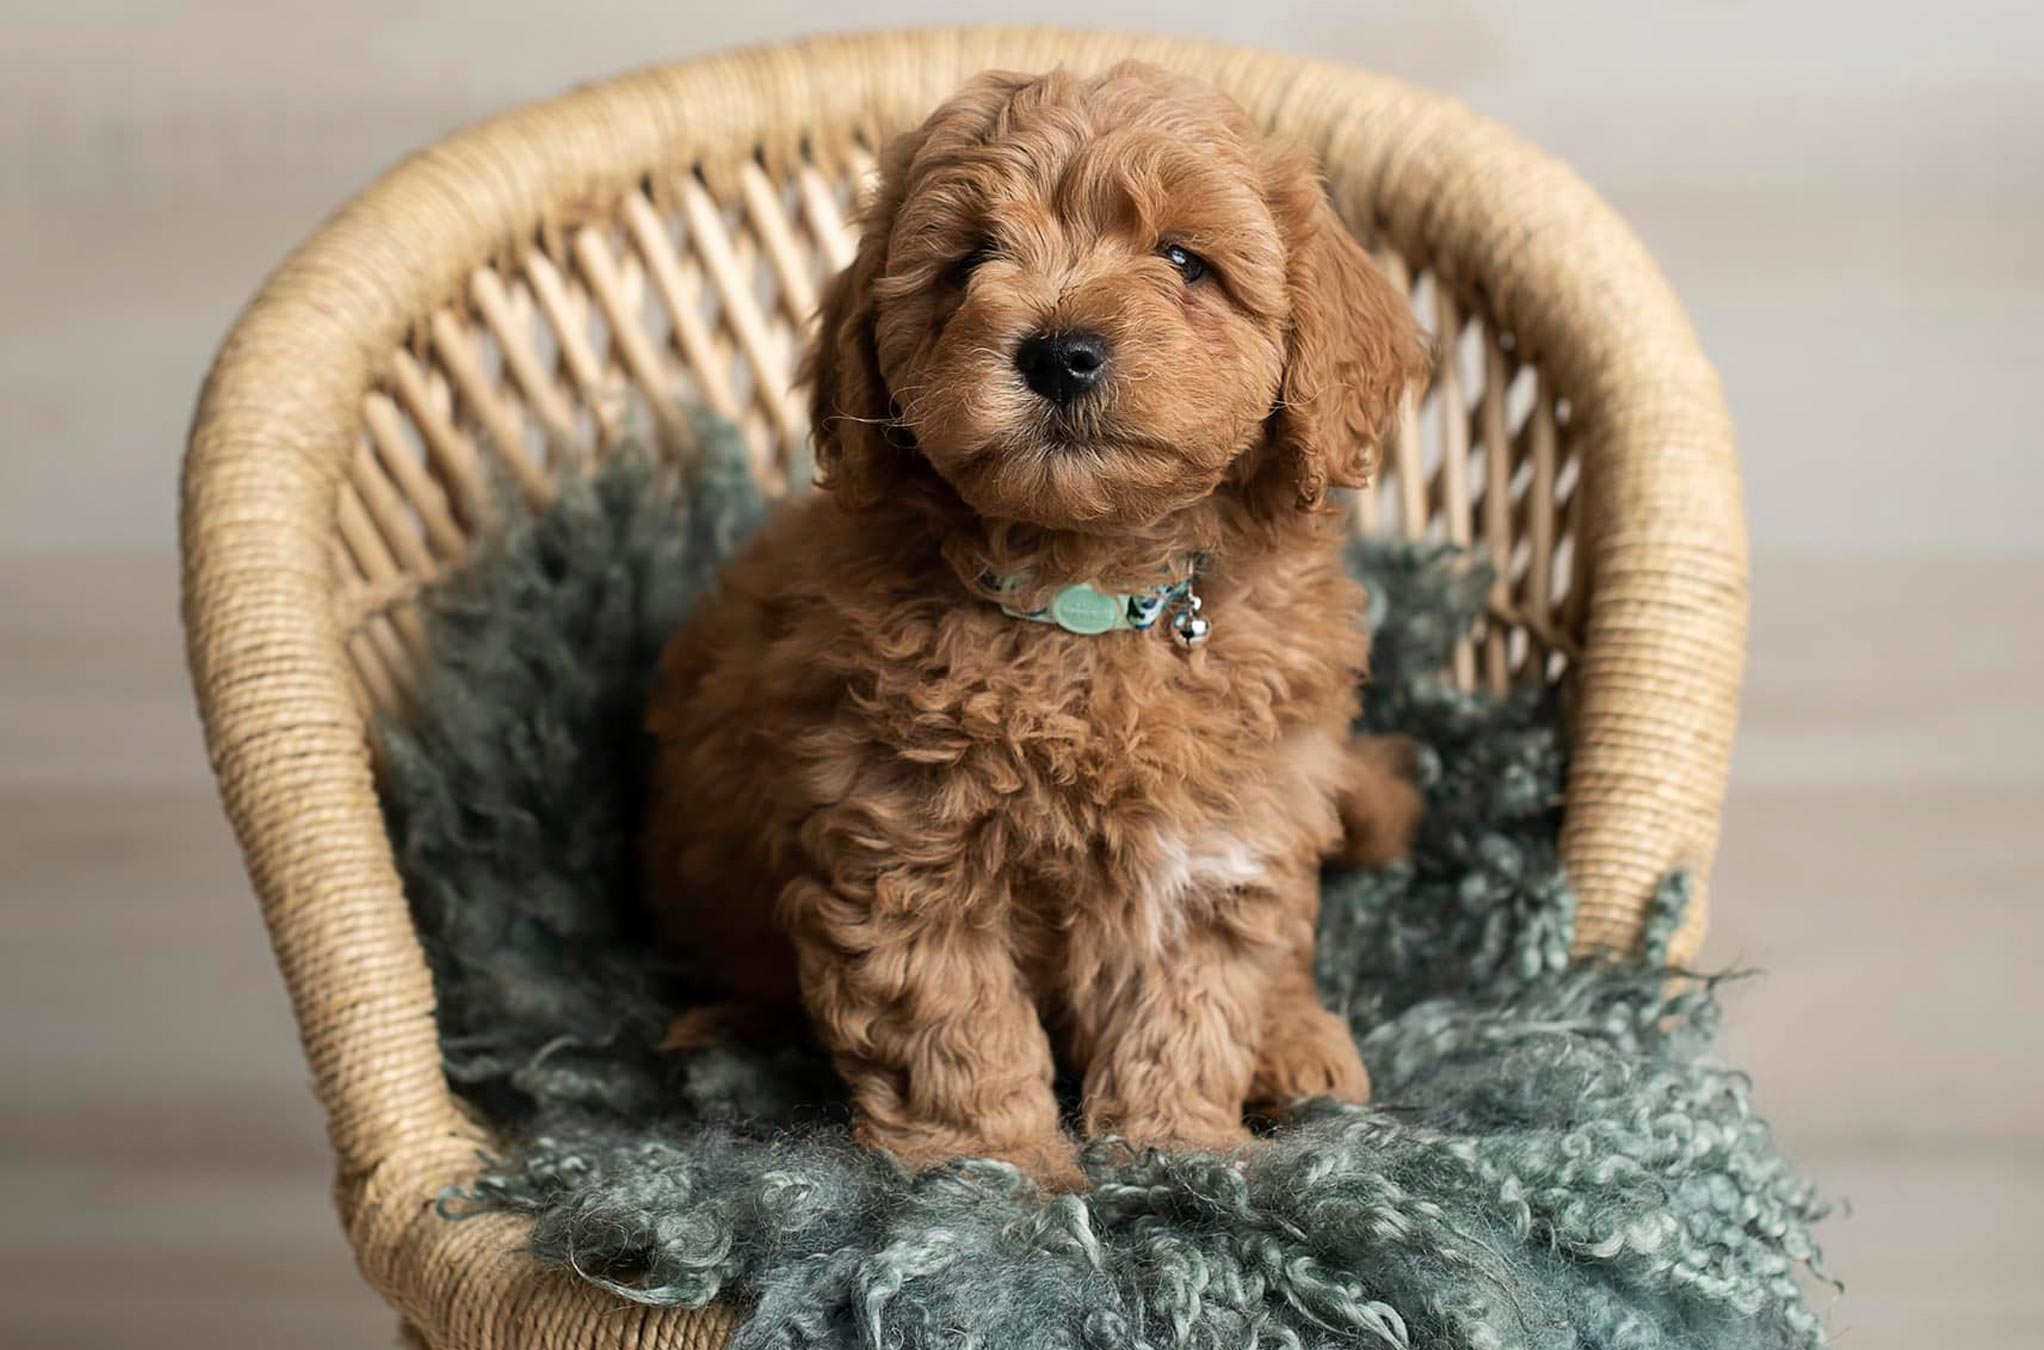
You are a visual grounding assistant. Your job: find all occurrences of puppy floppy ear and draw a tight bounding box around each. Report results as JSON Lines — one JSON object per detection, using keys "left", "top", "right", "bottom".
{"left": 803, "top": 71, "right": 1040, "bottom": 508}
{"left": 1267, "top": 153, "right": 1431, "bottom": 508}
{"left": 800, "top": 137, "right": 920, "bottom": 509}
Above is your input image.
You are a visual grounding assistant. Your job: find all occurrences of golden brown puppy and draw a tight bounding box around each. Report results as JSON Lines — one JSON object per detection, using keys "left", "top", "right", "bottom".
{"left": 643, "top": 62, "right": 1428, "bottom": 1184}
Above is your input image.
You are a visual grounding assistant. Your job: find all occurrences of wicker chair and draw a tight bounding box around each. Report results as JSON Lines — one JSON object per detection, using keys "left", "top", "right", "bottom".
{"left": 180, "top": 28, "right": 1746, "bottom": 1349}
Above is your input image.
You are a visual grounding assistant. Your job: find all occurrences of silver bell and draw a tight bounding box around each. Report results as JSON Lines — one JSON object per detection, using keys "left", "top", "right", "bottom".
{"left": 1172, "top": 597, "right": 1211, "bottom": 647}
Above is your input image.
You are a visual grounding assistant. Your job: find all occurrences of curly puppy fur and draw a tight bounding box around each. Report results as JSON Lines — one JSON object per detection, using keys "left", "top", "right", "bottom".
{"left": 643, "top": 63, "right": 1430, "bottom": 1183}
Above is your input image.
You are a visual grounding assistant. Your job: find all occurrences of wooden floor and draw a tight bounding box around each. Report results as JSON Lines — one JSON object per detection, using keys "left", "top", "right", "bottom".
{"left": 4, "top": 6, "right": 2039, "bottom": 1346}
{"left": 2, "top": 550, "right": 2037, "bottom": 1349}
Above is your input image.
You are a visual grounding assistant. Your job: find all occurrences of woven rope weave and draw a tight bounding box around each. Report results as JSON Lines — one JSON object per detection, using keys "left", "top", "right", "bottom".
{"left": 179, "top": 29, "right": 1747, "bottom": 1348}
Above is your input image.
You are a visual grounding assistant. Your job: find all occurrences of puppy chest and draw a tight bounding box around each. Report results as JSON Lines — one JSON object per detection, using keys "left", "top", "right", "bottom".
{"left": 868, "top": 639, "right": 1266, "bottom": 806}
{"left": 813, "top": 613, "right": 1351, "bottom": 894}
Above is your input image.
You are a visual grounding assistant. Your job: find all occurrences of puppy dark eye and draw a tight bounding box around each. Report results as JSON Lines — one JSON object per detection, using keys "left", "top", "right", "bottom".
{"left": 947, "top": 239, "right": 998, "bottom": 287}
{"left": 1161, "top": 243, "right": 1208, "bottom": 283}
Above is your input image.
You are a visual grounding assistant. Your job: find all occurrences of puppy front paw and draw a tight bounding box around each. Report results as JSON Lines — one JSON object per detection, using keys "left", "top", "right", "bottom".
{"left": 858, "top": 1120, "right": 1086, "bottom": 1192}
{"left": 1248, "top": 1003, "right": 1370, "bottom": 1115}
{"left": 1092, "top": 1107, "right": 1252, "bottom": 1160}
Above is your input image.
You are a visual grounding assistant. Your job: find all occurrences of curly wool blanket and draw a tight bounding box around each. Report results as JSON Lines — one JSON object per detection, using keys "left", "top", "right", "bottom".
{"left": 382, "top": 431, "right": 1830, "bottom": 1350}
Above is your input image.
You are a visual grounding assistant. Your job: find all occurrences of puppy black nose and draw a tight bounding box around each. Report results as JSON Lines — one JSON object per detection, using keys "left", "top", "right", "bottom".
{"left": 1015, "top": 330, "right": 1109, "bottom": 404}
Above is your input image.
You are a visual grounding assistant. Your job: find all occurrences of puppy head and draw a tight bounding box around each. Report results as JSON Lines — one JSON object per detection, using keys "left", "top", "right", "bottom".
{"left": 804, "top": 63, "right": 1428, "bottom": 532}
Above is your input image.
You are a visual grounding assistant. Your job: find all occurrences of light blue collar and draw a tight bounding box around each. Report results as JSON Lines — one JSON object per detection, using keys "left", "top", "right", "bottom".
{"left": 990, "top": 565, "right": 1211, "bottom": 645}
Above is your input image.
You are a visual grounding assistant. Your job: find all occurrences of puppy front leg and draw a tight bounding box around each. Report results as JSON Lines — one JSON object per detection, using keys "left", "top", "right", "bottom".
{"left": 1247, "top": 869, "right": 1370, "bottom": 1113}
{"left": 1248, "top": 945, "right": 1370, "bottom": 1114}
{"left": 1071, "top": 921, "right": 1272, "bottom": 1156}
{"left": 777, "top": 874, "right": 1075, "bottom": 1185}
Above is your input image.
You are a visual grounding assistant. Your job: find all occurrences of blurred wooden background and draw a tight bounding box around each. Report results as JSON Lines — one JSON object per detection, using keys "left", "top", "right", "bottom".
{"left": 3, "top": 4, "right": 2038, "bottom": 1346}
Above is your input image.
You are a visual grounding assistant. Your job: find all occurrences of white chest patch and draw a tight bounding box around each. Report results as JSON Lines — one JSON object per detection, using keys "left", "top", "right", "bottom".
{"left": 1131, "top": 828, "right": 1267, "bottom": 949}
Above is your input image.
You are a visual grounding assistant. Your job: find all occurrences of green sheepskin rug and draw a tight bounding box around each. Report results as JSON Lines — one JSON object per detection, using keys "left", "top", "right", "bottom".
{"left": 382, "top": 425, "right": 1830, "bottom": 1350}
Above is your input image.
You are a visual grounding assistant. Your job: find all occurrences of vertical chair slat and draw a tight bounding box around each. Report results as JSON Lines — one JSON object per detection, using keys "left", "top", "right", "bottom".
{"left": 1379, "top": 253, "right": 1429, "bottom": 538}
{"left": 1479, "top": 335, "right": 1516, "bottom": 695}
{"left": 1431, "top": 289, "right": 1477, "bottom": 691}
{"left": 522, "top": 248, "right": 625, "bottom": 448}
{"left": 619, "top": 193, "right": 750, "bottom": 426}
{"left": 468, "top": 268, "right": 582, "bottom": 458}
{"left": 346, "top": 627, "right": 405, "bottom": 720}
{"left": 739, "top": 162, "right": 824, "bottom": 327}
{"left": 570, "top": 224, "right": 691, "bottom": 453}
{"left": 388, "top": 352, "right": 495, "bottom": 533}
{"left": 335, "top": 489, "right": 431, "bottom": 667}
{"left": 677, "top": 179, "right": 808, "bottom": 444}
{"left": 428, "top": 312, "right": 552, "bottom": 507}
{"left": 1524, "top": 377, "right": 1561, "bottom": 678}
{"left": 348, "top": 443, "right": 438, "bottom": 579}
{"left": 330, "top": 537, "right": 406, "bottom": 717}
{"left": 361, "top": 394, "right": 469, "bottom": 564}
{"left": 796, "top": 162, "right": 857, "bottom": 270}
